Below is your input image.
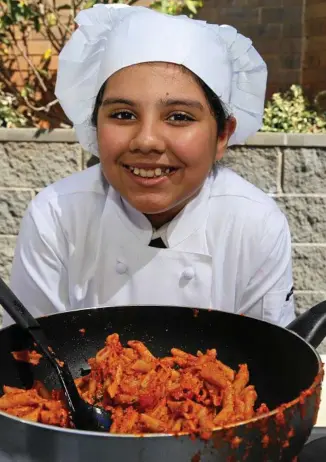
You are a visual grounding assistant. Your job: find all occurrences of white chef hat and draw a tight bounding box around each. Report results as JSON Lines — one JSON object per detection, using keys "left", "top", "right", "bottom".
{"left": 55, "top": 4, "right": 267, "bottom": 156}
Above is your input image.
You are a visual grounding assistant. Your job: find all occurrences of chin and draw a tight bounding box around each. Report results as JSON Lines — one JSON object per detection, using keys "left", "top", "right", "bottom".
{"left": 133, "top": 203, "right": 169, "bottom": 215}
{"left": 128, "top": 198, "right": 172, "bottom": 215}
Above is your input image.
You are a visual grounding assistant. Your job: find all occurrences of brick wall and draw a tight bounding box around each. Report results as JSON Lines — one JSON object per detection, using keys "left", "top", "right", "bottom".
{"left": 6, "top": 0, "right": 67, "bottom": 88}
{"left": 303, "top": 0, "right": 326, "bottom": 97}
{"left": 197, "top": 0, "right": 306, "bottom": 98}
{"left": 9, "top": 32, "right": 59, "bottom": 88}
{"left": 1, "top": 129, "right": 326, "bottom": 352}
{"left": 198, "top": 0, "right": 326, "bottom": 99}
{"left": 6, "top": 0, "right": 326, "bottom": 98}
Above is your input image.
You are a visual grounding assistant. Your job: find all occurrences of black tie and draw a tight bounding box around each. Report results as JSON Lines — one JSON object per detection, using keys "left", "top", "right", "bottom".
{"left": 149, "top": 237, "right": 167, "bottom": 248}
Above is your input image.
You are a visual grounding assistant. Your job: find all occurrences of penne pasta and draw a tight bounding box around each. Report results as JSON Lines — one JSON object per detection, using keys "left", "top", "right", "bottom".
{"left": 2, "top": 333, "right": 266, "bottom": 437}
{"left": 11, "top": 350, "right": 43, "bottom": 366}
{"left": 213, "top": 385, "right": 235, "bottom": 425}
{"left": 200, "top": 363, "right": 230, "bottom": 389}
{"left": 233, "top": 364, "right": 249, "bottom": 395}
{"left": 140, "top": 414, "right": 166, "bottom": 432}
{"left": 241, "top": 386, "right": 258, "bottom": 420}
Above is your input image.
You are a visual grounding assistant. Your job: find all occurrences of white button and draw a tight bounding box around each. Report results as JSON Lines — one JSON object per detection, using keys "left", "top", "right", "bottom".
{"left": 116, "top": 260, "right": 128, "bottom": 274}
{"left": 182, "top": 267, "right": 195, "bottom": 280}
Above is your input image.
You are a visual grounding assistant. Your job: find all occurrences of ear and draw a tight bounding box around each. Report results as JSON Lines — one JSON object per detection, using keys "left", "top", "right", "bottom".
{"left": 215, "top": 117, "right": 237, "bottom": 161}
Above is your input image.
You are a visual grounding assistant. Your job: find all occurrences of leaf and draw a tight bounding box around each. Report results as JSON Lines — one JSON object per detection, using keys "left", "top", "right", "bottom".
{"left": 43, "top": 48, "right": 52, "bottom": 61}
{"left": 262, "top": 84, "right": 326, "bottom": 134}
{"left": 185, "top": 0, "right": 198, "bottom": 14}
{"left": 46, "top": 13, "right": 57, "bottom": 27}
{"left": 37, "top": 68, "right": 51, "bottom": 78}
{"left": 82, "top": 0, "right": 97, "bottom": 10}
{"left": 33, "top": 17, "right": 41, "bottom": 32}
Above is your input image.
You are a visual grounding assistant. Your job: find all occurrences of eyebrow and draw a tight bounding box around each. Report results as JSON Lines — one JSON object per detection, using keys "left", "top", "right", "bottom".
{"left": 101, "top": 97, "right": 204, "bottom": 111}
{"left": 162, "top": 98, "right": 204, "bottom": 111}
{"left": 101, "top": 98, "right": 135, "bottom": 107}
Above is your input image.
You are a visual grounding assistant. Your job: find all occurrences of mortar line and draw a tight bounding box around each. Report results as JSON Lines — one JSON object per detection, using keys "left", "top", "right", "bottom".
{"left": 294, "top": 290, "right": 326, "bottom": 294}
{"left": 270, "top": 193, "right": 326, "bottom": 198}
{"left": 0, "top": 187, "right": 35, "bottom": 191}
{"left": 276, "top": 147, "right": 284, "bottom": 194}
{"left": 292, "top": 243, "right": 326, "bottom": 247}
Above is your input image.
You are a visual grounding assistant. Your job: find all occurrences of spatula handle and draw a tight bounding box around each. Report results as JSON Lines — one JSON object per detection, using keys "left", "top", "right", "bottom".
{"left": 0, "top": 277, "right": 40, "bottom": 330}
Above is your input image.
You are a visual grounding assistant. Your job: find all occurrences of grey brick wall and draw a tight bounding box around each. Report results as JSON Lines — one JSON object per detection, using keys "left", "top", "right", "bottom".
{"left": 1, "top": 129, "right": 326, "bottom": 352}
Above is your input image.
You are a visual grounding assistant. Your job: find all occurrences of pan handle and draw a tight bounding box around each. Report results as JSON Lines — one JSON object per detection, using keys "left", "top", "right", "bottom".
{"left": 287, "top": 300, "right": 326, "bottom": 349}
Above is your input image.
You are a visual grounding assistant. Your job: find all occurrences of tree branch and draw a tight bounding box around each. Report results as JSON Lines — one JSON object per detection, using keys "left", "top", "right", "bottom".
{"left": 0, "top": 65, "right": 22, "bottom": 97}
{"left": 22, "top": 97, "right": 59, "bottom": 113}
{"left": 8, "top": 32, "right": 48, "bottom": 93}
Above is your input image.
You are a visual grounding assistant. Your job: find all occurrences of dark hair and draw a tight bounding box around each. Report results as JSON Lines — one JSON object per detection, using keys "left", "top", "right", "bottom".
{"left": 91, "top": 82, "right": 106, "bottom": 128}
{"left": 91, "top": 72, "right": 229, "bottom": 137}
{"left": 194, "top": 75, "right": 229, "bottom": 135}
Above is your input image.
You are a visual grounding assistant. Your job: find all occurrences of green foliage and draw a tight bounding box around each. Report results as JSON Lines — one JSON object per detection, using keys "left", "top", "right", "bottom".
{"left": 0, "top": 84, "right": 29, "bottom": 127}
{"left": 261, "top": 85, "right": 326, "bottom": 134}
{"left": 83, "top": 0, "right": 202, "bottom": 14}
{"left": 150, "top": 0, "right": 202, "bottom": 15}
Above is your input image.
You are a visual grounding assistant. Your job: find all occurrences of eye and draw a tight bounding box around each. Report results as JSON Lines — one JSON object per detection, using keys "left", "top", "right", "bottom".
{"left": 110, "top": 111, "right": 136, "bottom": 120}
{"left": 168, "top": 112, "right": 195, "bottom": 123}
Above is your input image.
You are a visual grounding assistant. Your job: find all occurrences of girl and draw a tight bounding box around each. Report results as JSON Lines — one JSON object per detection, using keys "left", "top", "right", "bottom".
{"left": 2, "top": 4, "right": 295, "bottom": 328}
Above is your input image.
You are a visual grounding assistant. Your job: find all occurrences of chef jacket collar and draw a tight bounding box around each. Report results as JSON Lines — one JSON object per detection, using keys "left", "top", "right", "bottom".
{"left": 152, "top": 224, "right": 169, "bottom": 247}
{"left": 113, "top": 175, "right": 213, "bottom": 248}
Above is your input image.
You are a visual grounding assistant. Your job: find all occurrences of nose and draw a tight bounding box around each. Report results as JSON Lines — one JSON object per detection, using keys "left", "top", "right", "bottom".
{"left": 129, "top": 121, "right": 166, "bottom": 154}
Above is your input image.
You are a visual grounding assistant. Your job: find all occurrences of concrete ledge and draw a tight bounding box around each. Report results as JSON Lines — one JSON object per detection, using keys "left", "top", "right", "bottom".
{"left": 0, "top": 128, "right": 77, "bottom": 143}
{"left": 1, "top": 128, "right": 326, "bottom": 147}
{"left": 246, "top": 133, "right": 326, "bottom": 147}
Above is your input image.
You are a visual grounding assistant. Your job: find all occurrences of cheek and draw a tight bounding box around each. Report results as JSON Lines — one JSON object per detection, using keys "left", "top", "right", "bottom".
{"left": 171, "top": 128, "right": 216, "bottom": 167}
{"left": 97, "top": 125, "right": 127, "bottom": 161}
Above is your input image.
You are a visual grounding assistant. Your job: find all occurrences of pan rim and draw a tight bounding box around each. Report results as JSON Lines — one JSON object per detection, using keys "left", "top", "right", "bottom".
{"left": 0, "top": 305, "right": 323, "bottom": 439}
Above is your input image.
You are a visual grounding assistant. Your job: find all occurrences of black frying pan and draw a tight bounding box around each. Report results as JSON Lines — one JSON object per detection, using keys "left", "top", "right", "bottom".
{"left": 0, "top": 303, "right": 325, "bottom": 462}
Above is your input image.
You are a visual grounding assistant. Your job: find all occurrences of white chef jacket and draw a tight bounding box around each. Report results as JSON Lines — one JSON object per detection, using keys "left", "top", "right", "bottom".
{"left": 2, "top": 165, "right": 295, "bottom": 328}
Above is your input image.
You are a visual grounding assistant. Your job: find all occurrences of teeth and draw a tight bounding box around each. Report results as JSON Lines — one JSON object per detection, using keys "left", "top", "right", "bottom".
{"left": 126, "top": 165, "right": 173, "bottom": 178}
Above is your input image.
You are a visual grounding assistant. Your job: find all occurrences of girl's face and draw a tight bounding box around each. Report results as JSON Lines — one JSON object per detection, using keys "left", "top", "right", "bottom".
{"left": 97, "top": 62, "right": 235, "bottom": 227}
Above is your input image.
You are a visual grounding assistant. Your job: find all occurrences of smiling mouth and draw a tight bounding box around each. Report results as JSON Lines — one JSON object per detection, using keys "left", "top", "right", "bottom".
{"left": 122, "top": 164, "right": 178, "bottom": 178}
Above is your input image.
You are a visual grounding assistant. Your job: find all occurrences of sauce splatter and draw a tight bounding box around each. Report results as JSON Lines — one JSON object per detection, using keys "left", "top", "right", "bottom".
{"left": 191, "top": 451, "right": 201, "bottom": 462}
{"left": 261, "top": 434, "right": 270, "bottom": 448}
{"left": 287, "top": 428, "right": 294, "bottom": 439}
{"left": 231, "top": 436, "right": 242, "bottom": 449}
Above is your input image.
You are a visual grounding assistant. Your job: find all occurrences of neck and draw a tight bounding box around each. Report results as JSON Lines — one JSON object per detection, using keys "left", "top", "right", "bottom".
{"left": 145, "top": 188, "right": 202, "bottom": 229}
{"left": 145, "top": 206, "right": 182, "bottom": 229}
